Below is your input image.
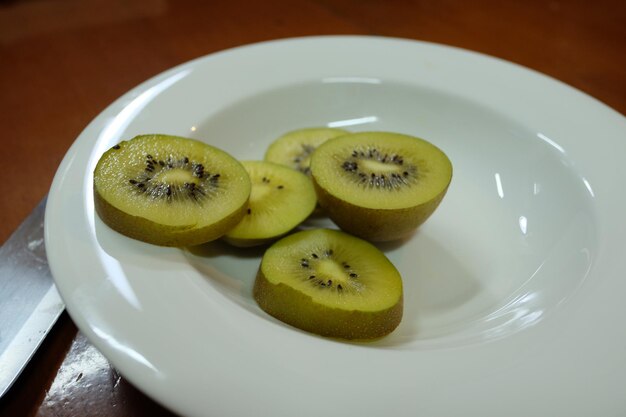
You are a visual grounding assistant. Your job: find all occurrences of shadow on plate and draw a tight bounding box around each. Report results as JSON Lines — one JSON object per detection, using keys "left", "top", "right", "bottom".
{"left": 184, "top": 230, "right": 490, "bottom": 349}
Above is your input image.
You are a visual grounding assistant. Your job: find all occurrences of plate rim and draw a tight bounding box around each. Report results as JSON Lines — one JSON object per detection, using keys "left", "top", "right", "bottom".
{"left": 44, "top": 35, "right": 626, "bottom": 417}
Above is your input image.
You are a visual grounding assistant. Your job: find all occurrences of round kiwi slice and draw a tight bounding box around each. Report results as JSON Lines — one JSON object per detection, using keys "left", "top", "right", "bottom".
{"left": 93, "top": 134, "right": 251, "bottom": 246}
{"left": 223, "top": 161, "right": 317, "bottom": 247}
{"left": 254, "top": 228, "right": 403, "bottom": 340}
{"left": 264, "top": 127, "right": 348, "bottom": 176}
{"left": 310, "top": 131, "right": 452, "bottom": 241}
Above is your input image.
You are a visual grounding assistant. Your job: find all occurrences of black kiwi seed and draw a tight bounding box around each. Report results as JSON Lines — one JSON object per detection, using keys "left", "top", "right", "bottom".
{"left": 194, "top": 164, "right": 205, "bottom": 178}
{"left": 247, "top": 208, "right": 252, "bottom": 214}
{"left": 311, "top": 253, "right": 318, "bottom": 259}
{"left": 342, "top": 161, "right": 358, "bottom": 172}
{"left": 277, "top": 185, "right": 284, "bottom": 189}
{"left": 112, "top": 145, "right": 121, "bottom": 150}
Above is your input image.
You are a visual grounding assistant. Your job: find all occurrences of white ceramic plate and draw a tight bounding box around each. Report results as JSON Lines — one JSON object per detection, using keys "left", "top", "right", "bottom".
{"left": 45, "top": 36, "right": 626, "bottom": 417}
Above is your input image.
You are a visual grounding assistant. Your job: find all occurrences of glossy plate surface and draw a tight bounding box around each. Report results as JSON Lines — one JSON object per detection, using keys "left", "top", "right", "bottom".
{"left": 45, "top": 36, "right": 626, "bottom": 417}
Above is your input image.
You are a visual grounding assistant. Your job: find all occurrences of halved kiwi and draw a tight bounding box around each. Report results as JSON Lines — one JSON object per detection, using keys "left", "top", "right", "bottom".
{"left": 223, "top": 161, "right": 317, "bottom": 247}
{"left": 310, "top": 131, "right": 452, "bottom": 241}
{"left": 93, "top": 134, "right": 251, "bottom": 246}
{"left": 254, "top": 228, "right": 403, "bottom": 340}
{"left": 264, "top": 127, "right": 348, "bottom": 175}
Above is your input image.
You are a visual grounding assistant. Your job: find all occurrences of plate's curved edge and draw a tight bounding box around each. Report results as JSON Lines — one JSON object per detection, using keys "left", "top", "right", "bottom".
{"left": 43, "top": 35, "right": 626, "bottom": 417}
{"left": 250, "top": 35, "right": 626, "bottom": 118}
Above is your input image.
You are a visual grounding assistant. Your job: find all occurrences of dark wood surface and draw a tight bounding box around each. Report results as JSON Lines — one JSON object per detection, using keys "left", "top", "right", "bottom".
{"left": 1, "top": 1, "right": 624, "bottom": 415}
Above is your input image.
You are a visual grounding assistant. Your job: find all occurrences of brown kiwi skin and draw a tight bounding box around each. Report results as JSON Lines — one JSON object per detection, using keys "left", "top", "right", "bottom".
{"left": 312, "top": 180, "right": 450, "bottom": 242}
{"left": 253, "top": 267, "right": 403, "bottom": 340}
{"left": 94, "top": 189, "right": 247, "bottom": 247}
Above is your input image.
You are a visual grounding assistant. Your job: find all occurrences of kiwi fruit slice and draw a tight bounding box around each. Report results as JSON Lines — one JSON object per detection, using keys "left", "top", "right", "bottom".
{"left": 264, "top": 127, "right": 348, "bottom": 175}
{"left": 254, "top": 228, "right": 403, "bottom": 340}
{"left": 223, "top": 161, "right": 317, "bottom": 247}
{"left": 93, "top": 134, "right": 251, "bottom": 246}
{"left": 310, "top": 131, "right": 452, "bottom": 241}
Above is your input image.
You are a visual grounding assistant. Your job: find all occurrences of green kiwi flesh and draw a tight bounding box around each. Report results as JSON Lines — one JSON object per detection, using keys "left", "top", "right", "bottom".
{"left": 254, "top": 229, "right": 403, "bottom": 340}
{"left": 310, "top": 132, "right": 452, "bottom": 241}
{"left": 223, "top": 161, "right": 317, "bottom": 247}
{"left": 264, "top": 127, "right": 348, "bottom": 175}
{"left": 93, "top": 134, "right": 251, "bottom": 246}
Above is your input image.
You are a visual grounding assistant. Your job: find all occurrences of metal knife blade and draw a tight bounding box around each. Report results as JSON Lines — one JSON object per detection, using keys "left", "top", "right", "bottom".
{"left": 0, "top": 197, "right": 65, "bottom": 398}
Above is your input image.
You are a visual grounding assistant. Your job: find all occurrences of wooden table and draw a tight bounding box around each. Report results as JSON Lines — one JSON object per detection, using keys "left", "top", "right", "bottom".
{"left": 1, "top": 1, "right": 624, "bottom": 415}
